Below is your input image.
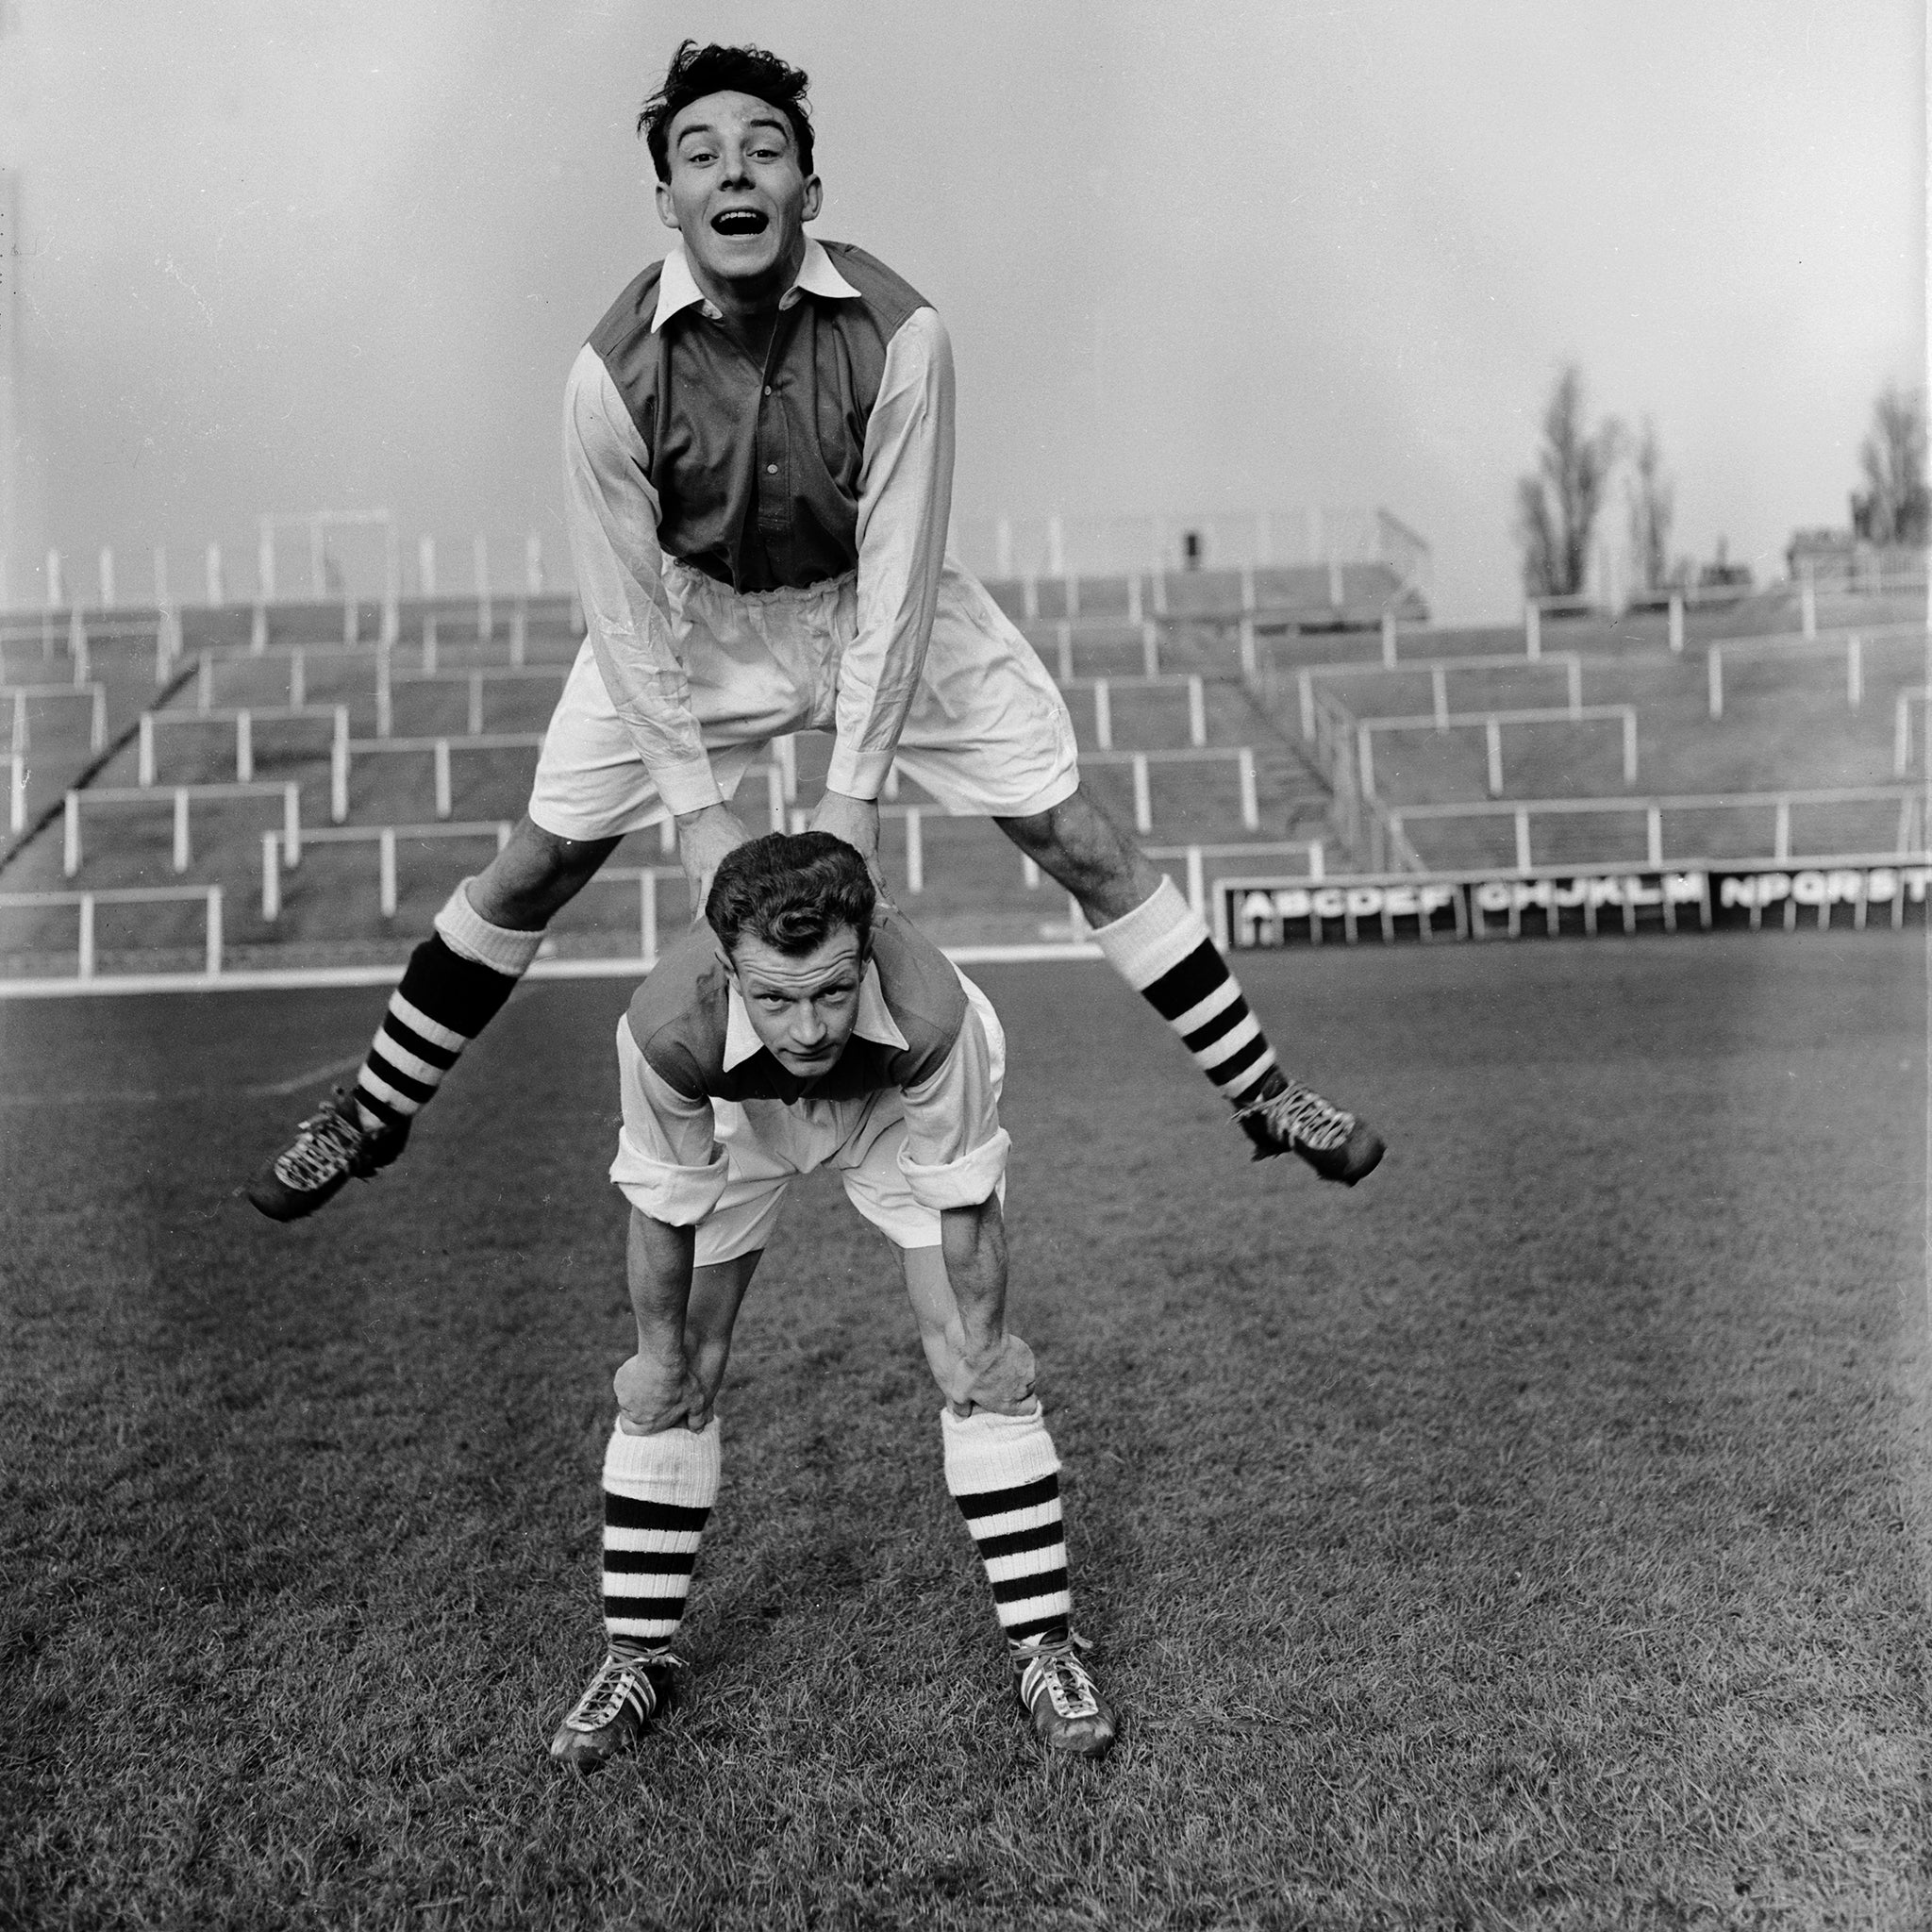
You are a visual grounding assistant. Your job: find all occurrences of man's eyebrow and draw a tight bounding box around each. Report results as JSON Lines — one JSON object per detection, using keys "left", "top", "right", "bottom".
{"left": 751, "top": 970, "right": 857, "bottom": 994}
{"left": 676, "top": 114, "right": 790, "bottom": 145}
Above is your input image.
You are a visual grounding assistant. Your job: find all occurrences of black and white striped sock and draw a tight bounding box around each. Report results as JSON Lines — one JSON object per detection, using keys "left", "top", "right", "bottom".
{"left": 942, "top": 1404, "right": 1073, "bottom": 1645}
{"left": 1091, "top": 877, "right": 1282, "bottom": 1108}
{"left": 602, "top": 1420, "right": 720, "bottom": 1654}
{"left": 350, "top": 880, "right": 544, "bottom": 1132}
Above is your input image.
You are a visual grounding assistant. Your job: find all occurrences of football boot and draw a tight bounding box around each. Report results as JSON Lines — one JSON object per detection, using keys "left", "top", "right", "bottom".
{"left": 1011, "top": 1629, "right": 1116, "bottom": 1759}
{"left": 1235, "top": 1077, "right": 1384, "bottom": 1185}
{"left": 548, "top": 1646, "right": 683, "bottom": 1775}
{"left": 245, "top": 1087, "right": 408, "bottom": 1222}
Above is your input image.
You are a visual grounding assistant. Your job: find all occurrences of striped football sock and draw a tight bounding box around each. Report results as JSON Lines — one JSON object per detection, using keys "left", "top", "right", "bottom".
{"left": 1091, "top": 876, "right": 1283, "bottom": 1108}
{"left": 349, "top": 880, "right": 544, "bottom": 1132}
{"left": 602, "top": 1419, "right": 720, "bottom": 1654}
{"left": 943, "top": 1403, "right": 1073, "bottom": 1645}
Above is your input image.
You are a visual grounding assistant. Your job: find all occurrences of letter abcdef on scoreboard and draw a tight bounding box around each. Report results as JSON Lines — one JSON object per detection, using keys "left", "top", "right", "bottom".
{"left": 1223, "top": 862, "right": 1932, "bottom": 948}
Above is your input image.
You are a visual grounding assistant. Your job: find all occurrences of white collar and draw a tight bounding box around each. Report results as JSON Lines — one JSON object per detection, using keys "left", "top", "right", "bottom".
{"left": 651, "top": 237, "right": 861, "bottom": 334}
{"left": 722, "top": 956, "right": 908, "bottom": 1072}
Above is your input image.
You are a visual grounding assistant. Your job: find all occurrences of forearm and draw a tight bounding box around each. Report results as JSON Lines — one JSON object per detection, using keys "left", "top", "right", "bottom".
{"left": 627, "top": 1209, "right": 697, "bottom": 1359}
{"left": 939, "top": 1194, "right": 1008, "bottom": 1348}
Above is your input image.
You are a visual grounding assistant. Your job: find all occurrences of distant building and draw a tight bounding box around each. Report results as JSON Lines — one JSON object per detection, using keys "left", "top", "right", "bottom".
{"left": 1785, "top": 528, "right": 1855, "bottom": 579}
{"left": 1787, "top": 526, "right": 1924, "bottom": 589}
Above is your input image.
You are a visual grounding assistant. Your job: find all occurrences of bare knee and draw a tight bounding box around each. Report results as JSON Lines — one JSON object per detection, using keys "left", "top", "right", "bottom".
{"left": 994, "top": 788, "right": 1159, "bottom": 922}
{"left": 467, "top": 818, "right": 619, "bottom": 928}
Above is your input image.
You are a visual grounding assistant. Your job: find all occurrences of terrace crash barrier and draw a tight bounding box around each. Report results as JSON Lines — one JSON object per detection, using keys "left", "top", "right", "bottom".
{"left": 1220, "top": 856, "right": 1932, "bottom": 948}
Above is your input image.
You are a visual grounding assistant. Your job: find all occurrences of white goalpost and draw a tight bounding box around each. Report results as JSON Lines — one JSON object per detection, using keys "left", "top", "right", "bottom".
{"left": 256, "top": 509, "right": 399, "bottom": 625}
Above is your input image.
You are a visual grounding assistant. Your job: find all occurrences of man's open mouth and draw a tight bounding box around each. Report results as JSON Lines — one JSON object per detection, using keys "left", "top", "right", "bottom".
{"left": 710, "top": 208, "right": 769, "bottom": 236}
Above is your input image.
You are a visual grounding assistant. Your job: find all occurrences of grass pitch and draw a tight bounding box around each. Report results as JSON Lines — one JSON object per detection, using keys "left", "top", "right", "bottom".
{"left": 2, "top": 935, "right": 1928, "bottom": 1929}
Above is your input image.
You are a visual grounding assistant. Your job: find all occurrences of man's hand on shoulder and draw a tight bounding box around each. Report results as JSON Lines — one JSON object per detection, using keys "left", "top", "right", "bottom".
{"left": 674, "top": 803, "right": 753, "bottom": 919}
{"left": 809, "top": 790, "right": 887, "bottom": 893}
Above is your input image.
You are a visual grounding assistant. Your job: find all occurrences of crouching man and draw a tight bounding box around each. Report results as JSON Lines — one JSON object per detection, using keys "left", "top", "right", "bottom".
{"left": 550, "top": 829, "right": 1116, "bottom": 1773}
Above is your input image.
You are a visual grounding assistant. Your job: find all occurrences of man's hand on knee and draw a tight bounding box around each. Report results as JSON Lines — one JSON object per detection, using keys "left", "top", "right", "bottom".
{"left": 808, "top": 791, "right": 886, "bottom": 891}
{"left": 942, "top": 1329, "right": 1037, "bottom": 1418}
{"left": 614, "top": 1349, "right": 714, "bottom": 1434}
{"left": 674, "top": 804, "right": 753, "bottom": 919}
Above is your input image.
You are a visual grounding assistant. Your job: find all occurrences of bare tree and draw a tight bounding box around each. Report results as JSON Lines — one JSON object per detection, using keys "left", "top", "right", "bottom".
{"left": 1624, "top": 419, "right": 1674, "bottom": 593}
{"left": 1516, "top": 365, "right": 1622, "bottom": 598}
{"left": 1851, "top": 383, "right": 1928, "bottom": 544}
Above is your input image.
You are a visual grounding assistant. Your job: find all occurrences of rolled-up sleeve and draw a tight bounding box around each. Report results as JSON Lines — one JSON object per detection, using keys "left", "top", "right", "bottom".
{"left": 825, "top": 308, "right": 956, "bottom": 802}
{"left": 896, "top": 1001, "right": 1008, "bottom": 1211}
{"left": 563, "top": 344, "right": 724, "bottom": 817}
{"left": 609, "top": 1017, "right": 729, "bottom": 1224}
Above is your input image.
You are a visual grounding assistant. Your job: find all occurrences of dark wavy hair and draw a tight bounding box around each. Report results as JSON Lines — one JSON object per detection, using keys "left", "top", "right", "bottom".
{"left": 707, "top": 831, "right": 874, "bottom": 961}
{"left": 639, "top": 42, "right": 815, "bottom": 184}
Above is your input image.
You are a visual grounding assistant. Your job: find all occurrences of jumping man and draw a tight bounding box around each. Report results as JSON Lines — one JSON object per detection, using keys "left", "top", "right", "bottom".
{"left": 549, "top": 830, "right": 1114, "bottom": 1771}
{"left": 247, "top": 40, "right": 1383, "bottom": 1224}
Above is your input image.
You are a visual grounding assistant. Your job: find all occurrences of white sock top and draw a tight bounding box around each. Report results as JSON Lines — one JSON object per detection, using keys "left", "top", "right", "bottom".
{"left": 941, "top": 1401, "right": 1058, "bottom": 1494}
{"left": 1088, "top": 875, "right": 1211, "bottom": 991}
{"left": 604, "top": 1415, "right": 722, "bottom": 1507}
{"left": 433, "top": 878, "right": 546, "bottom": 978}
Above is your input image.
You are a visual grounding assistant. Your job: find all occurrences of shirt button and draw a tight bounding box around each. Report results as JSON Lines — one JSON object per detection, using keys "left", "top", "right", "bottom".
{"left": 763, "top": 385, "right": 773, "bottom": 394}
{"left": 766, "top": 463, "right": 778, "bottom": 474}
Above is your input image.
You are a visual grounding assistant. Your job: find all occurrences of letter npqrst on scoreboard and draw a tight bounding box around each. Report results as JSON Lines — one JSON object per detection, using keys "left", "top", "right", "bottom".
{"left": 1710, "top": 863, "right": 1932, "bottom": 933}
{"left": 1223, "top": 861, "right": 1932, "bottom": 949}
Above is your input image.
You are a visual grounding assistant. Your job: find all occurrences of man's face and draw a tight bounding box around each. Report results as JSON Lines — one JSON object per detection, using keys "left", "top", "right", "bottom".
{"left": 725, "top": 925, "right": 866, "bottom": 1077}
{"left": 657, "top": 89, "right": 820, "bottom": 298}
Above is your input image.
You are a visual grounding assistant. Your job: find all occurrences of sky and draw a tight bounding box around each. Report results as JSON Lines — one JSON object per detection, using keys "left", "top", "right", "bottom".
{"left": 0, "top": 0, "right": 1924, "bottom": 622}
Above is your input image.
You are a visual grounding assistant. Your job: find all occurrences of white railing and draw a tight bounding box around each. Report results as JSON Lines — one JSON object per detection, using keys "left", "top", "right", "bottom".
{"left": 1524, "top": 584, "right": 1795, "bottom": 654}
{"left": 329, "top": 730, "right": 544, "bottom": 822}
{"left": 1014, "top": 560, "right": 1417, "bottom": 636}
{"left": 1894, "top": 688, "right": 1931, "bottom": 775}
{"left": 1702, "top": 629, "right": 1924, "bottom": 719}
{"left": 894, "top": 744, "right": 1257, "bottom": 838}
{"left": 1058, "top": 675, "right": 1209, "bottom": 749}
{"left": 1041, "top": 620, "right": 1171, "bottom": 677}
{"left": 180, "top": 637, "right": 571, "bottom": 731}
{"left": 1079, "top": 747, "right": 1258, "bottom": 834}
{"left": 1291, "top": 653, "right": 1584, "bottom": 740}
{"left": 384, "top": 665, "right": 570, "bottom": 737}
{"left": 11, "top": 609, "right": 186, "bottom": 688}
{"left": 260, "top": 821, "right": 513, "bottom": 920}
{"left": 1303, "top": 687, "right": 1431, "bottom": 874}
{"left": 578, "top": 866, "right": 686, "bottom": 964}
{"left": 1385, "top": 787, "right": 1926, "bottom": 872}
{"left": 7, "top": 682, "right": 108, "bottom": 756}
{"left": 0, "top": 884, "right": 225, "bottom": 979}
{"left": 65, "top": 782, "right": 300, "bottom": 875}
{"left": 1356, "top": 705, "right": 1639, "bottom": 800}
{"left": 951, "top": 506, "right": 1430, "bottom": 586}
{"left": 140, "top": 705, "right": 346, "bottom": 786}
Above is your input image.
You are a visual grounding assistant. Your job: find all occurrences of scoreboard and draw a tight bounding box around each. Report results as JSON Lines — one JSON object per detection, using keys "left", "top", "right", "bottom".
{"left": 1221, "top": 857, "right": 1932, "bottom": 948}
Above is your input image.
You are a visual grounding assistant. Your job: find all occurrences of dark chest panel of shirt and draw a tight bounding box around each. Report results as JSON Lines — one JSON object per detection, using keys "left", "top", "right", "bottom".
{"left": 589, "top": 242, "right": 927, "bottom": 596}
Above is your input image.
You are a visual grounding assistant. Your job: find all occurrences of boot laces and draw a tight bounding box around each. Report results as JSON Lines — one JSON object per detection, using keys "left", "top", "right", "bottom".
{"left": 1236, "top": 1081, "right": 1354, "bottom": 1154}
{"left": 562, "top": 1648, "right": 683, "bottom": 1734}
{"left": 274, "top": 1098, "right": 375, "bottom": 1191}
{"left": 1013, "top": 1630, "right": 1101, "bottom": 1721}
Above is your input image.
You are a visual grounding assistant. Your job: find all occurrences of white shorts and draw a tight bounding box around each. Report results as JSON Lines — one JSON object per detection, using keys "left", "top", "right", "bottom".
{"left": 618, "top": 973, "right": 1007, "bottom": 1268}
{"left": 530, "top": 558, "right": 1081, "bottom": 840}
